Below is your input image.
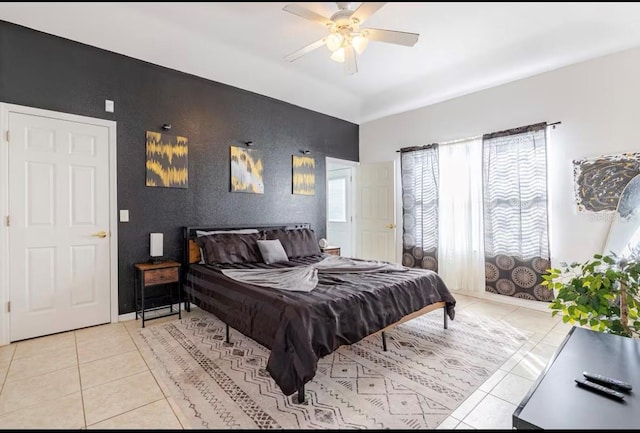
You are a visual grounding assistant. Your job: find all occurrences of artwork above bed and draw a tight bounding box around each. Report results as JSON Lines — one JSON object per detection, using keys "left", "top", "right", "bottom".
{"left": 230, "top": 145, "right": 264, "bottom": 194}
{"left": 292, "top": 155, "right": 315, "bottom": 195}
{"left": 145, "top": 131, "right": 188, "bottom": 188}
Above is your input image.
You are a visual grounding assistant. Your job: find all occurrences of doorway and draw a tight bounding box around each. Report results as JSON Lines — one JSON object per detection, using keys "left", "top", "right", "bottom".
{"left": 0, "top": 104, "right": 118, "bottom": 345}
{"left": 326, "top": 157, "right": 357, "bottom": 258}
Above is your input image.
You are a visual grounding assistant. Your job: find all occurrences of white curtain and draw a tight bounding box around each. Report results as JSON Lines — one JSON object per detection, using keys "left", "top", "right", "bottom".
{"left": 437, "top": 138, "right": 485, "bottom": 293}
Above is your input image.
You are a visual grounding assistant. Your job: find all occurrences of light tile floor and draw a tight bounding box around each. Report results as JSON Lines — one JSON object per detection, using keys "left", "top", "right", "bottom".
{"left": 0, "top": 293, "right": 574, "bottom": 429}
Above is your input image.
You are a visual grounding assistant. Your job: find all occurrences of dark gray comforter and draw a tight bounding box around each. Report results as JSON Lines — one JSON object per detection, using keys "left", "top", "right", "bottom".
{"left": 184, "top": 254, "right": 456, "bottom": 396}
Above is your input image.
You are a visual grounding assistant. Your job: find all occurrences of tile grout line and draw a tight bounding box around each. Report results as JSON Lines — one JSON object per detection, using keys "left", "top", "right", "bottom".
{"left": 78, "top": 323, "right": 169, "bottom": 427}
{"left": 85, "top": 397, "right": 167, "bottom": 428}
{"left": 445, "top": 301, "right": 552, "bottom": 425}
{"left": 74, "top": 331, "right": 88, "bottom": 429}
{"left": 124, "top": 316, "right": 186, "bottom": 429}
{"left": 2, "top": 360, "right": 78, "bottom": 387}
{"left": 0, "top": 345, "right": 16, "bottom": 398}
{"left": 77, "top": 347, "right": 139, "bottom": 367}
{"left": 459, "top": 316, "right": 556, "bottom": 429}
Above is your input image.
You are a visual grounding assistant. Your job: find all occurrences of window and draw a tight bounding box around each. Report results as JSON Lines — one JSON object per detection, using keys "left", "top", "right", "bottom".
{"left": 328, "top": 177, "right": 347, "bottom": 222}
{"left": 400, "top": 122, "right": 551, "bottom": 301}
{"left": 400, "top": 145, "right": 439, "bottom": 271}
{"left": 482, "top": 123, "right": 551, "bottom": 301}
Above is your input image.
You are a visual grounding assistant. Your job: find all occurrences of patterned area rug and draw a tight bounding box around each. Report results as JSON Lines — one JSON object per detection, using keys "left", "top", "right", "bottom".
{"left": 137, "top": 310, "right": 532, "bottom": 429}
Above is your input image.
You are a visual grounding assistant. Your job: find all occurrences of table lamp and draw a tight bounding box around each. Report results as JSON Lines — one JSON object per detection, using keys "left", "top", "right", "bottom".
{"left": 150, "top": 232, "right": 163, "bottom": 264}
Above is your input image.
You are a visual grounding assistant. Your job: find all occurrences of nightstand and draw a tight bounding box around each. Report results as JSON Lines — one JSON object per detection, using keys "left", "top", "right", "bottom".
{"left": 321, "top": 246, "right": 341, "bottom": 256}
{"left": 134, "top": 260, "right": 181, "bottom": 328}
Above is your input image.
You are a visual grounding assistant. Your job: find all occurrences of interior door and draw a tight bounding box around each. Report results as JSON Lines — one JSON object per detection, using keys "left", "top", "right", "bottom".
{"left": 355, "top": 161, "right": 396, "bottom": 262}
{"left": 9, "top": 112, "right": 111, "bottom": 341}
{"left": 327, "top": 168, "right": 353, "bottom": 257}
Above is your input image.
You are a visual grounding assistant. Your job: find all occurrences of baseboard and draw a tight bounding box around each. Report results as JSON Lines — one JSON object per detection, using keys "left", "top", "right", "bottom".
{"left": 452, "top": 289, "right": 550, "bottom": 313}
{"left": 118, "top": 312, "right": 136, "bottom": 322}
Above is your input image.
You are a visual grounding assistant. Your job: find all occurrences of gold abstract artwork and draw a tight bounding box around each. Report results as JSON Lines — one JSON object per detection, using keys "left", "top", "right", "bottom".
{"left": 292, "top": 155, "right": 315, "bottom": 195}
{"left": 145, "top": 131, "right": 188, "bottom": 188}
{"left": 230, "top": 146, "right": 264, "bottom": 194}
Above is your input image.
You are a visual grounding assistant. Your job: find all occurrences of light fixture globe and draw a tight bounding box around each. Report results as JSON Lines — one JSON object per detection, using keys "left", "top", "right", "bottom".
{"left": 330, "top": 47, "right": 345, "bottom": 63}
{"left": 351, "top": 34, "right": 369, "bottom": 54}
{"left": 325, "top": 32, "right": 343, "bottom": 52}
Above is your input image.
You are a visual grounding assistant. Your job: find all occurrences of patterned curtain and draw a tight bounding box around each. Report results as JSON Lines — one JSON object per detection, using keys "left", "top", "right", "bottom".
{"left": 482, "top": 123, "right": 552, "bottom": 301}
{"left": 400, "top": 144, "right": 439, "bottom": 271}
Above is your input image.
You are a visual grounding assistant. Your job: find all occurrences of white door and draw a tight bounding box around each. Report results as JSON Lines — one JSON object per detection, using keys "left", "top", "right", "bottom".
{"left": 9, "top": 112, "right": 111, "bottom": 341}
{"left": 355, "top": 161, "right": 396, "bottom": 262}
{"left": 327, "top": 168, "right": 353, "bottom": 257}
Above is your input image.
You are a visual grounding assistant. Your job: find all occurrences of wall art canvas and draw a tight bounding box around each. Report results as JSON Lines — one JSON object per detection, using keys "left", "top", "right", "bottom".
{"left": 573, "top": 152, "right": 640, "bottom": 212}
{"left": 292, "top": 155, "right": 315, "bottom": 195}
{"left": 146, "top": 131, "right": 188, "bottom": 188}
{"left": 230, "top": 145, "right": 264, "bottom": 194}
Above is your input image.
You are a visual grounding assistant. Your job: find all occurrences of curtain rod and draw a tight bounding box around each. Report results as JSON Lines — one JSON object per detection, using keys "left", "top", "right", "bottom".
{"left": 396, "top": 121, "right": 562, "bottom": 153}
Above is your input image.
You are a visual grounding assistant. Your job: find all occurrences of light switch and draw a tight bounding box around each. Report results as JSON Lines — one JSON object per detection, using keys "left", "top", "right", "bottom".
{"left": 105, "top": 99, "right": 114, "bottom": 113}
{"left": 119, "top": 209, "right": 129, "bottom": 222}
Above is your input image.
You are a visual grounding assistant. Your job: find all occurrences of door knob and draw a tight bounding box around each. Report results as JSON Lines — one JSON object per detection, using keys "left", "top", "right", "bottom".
{"left": 386, "top": 223, "right": 396, "bottom": 229}
{"left": 92, "top": 231, "right": 107, "bottom": 238}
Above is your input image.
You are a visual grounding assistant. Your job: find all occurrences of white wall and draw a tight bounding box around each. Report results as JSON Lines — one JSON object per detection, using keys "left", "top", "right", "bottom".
{"left": 360, "top": 47, "right": 640, "bottom": 266}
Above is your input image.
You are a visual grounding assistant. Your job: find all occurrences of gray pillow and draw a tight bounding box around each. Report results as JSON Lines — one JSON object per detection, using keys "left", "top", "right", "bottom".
{"left": 263, "top": 228, "right": 321, "bottom": 258}
{"left": 196, "top": 229, "right": 259, "bottom": 264}
{"left": 257, "top": 239, "right": 289, "bottom": 264}
{"left": 196, "top": 233, "right": 262, "bottom": 264}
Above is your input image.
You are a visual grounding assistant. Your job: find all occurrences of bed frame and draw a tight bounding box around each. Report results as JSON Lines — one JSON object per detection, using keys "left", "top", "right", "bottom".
{"left": 181, "top": 223, "right": 448, "bottom": 403}
{"left": 181, "top": 223, "right": 310, "bottom": 311}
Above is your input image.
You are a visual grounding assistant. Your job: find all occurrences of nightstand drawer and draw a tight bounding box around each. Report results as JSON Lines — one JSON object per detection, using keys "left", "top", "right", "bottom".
{"left": 144, "top": 266, "right": 179, "bottom": 285}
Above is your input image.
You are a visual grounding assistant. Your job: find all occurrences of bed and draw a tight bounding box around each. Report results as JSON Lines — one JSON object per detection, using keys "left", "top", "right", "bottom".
{"left": 181, "top": 223, "right": 456, "bottom": 403}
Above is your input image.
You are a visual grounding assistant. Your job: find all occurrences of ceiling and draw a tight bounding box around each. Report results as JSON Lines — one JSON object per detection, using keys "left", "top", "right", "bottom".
{"left": 1, "top": 2, "right": 640, "bottom": 124}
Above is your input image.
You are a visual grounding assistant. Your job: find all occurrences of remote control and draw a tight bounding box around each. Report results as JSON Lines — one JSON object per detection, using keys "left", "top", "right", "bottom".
{"left": 575, "top": 378, "right": 625, "bottom": 401}
{"left": 583, "top": 372, "right": 632, "bottom": 391}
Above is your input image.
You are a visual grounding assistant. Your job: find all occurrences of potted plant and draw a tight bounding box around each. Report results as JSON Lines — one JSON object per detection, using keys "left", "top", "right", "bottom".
{"left": 542, "top": 251, "right": 640, "bottom": 338}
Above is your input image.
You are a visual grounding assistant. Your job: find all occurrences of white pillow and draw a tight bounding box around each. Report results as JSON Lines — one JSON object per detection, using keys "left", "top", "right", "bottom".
{"left": 196, "top": 229, "right": 259, "bottom": 264}
{"left": 257, "top": 239, "right": 289, "bottom": 264}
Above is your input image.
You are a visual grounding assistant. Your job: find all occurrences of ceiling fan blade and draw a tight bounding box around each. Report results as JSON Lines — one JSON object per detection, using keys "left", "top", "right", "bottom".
{"left": 283, "top": 4, "right": 333, "bottom": 27}
{"left": 344, "top": 45, "right": 358, "bottom": 75}
{"left": 363, "top": 28, "right": 419, "bottom": 46}
{"left": 351, "top": 2, "right": 387, "bottom": 25}
{"left": 284, "top": 38, "right": 327, "bottom": 62}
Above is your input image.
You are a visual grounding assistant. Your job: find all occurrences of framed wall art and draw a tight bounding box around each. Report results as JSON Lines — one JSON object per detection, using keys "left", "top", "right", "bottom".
{"left": 230, "top": 145, "right": 264, "bottom": 194}
{"left": 145, "top": 131, "right": 188, "bottom": 188}
{"left": 292, "top": 155, "right": 315, "bottom": 195}
{"left": 573, "top": 152, "right": 640, "bottom": 212}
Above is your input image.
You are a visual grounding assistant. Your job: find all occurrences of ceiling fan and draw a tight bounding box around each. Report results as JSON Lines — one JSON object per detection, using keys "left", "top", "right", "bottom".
{"left": 283, "top": 2, "right": 419, "bottom": 75}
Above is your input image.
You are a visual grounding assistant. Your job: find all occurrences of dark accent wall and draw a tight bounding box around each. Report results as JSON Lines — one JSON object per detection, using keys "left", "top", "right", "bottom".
{"left": 0, "top": 21, "right": 359, "bottom": 314}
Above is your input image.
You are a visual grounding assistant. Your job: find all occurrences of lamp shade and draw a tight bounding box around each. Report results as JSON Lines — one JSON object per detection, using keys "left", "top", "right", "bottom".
{"left": 330, "top": 47, "right": 345, "bottom": 63}
{"left": 326, "top": 33, "right": 343, "bottom": 52}
{"left": 150, "top": 233, "right": 163, "bottom": 258}
{"left": 351, "top": 34, "right": 369, "bottom": 54}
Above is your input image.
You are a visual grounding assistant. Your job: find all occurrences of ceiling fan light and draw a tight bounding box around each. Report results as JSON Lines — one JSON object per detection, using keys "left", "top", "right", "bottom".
{"left": 351, "top": 34, "right": 369, "bottom": 54}
{"left": 326, "top": 33, "right": 343, "bottom": 52}
{"left": 330, "top": 47, "right": 345, "bottom": 63}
